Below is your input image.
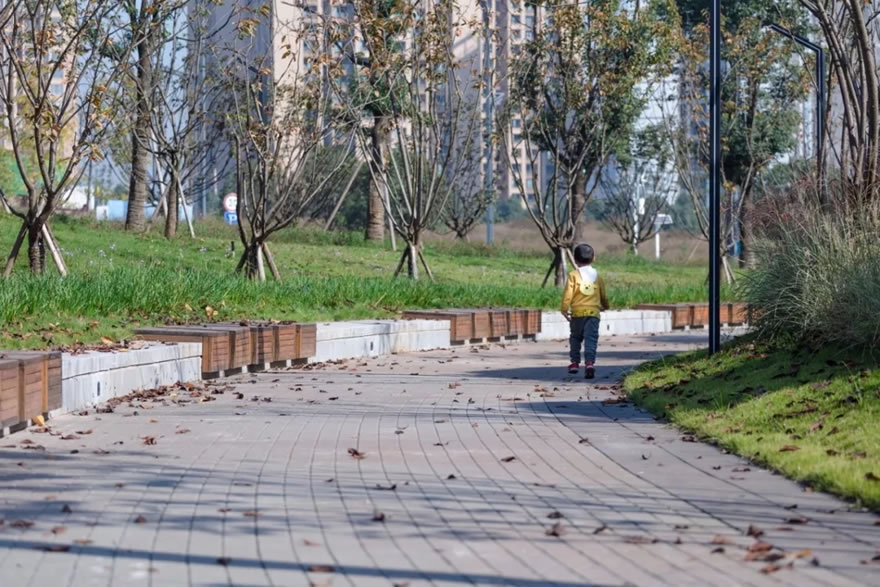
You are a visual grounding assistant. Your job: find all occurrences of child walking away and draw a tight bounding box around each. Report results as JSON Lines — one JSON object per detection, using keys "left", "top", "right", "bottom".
{"left": 561, "top": 244, "right": 609, "bottom": 379}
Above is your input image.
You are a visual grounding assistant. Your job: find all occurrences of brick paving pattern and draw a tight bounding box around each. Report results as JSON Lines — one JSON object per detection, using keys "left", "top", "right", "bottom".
{"left": 0, "top": 332, "right": 877, "bottom": 586}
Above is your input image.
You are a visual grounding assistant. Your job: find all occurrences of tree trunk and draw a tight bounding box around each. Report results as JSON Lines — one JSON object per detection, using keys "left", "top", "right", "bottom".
{"left": 242, "top": 241, "right": 266, "bottom": 281}
{"left": 125, "top": 31, "right": 154, "bottom": 233}
{"left": 165, "top": 171, "right": 179, "bottom": 239}
{"left": 27, "top": 222, "right": 43, "bottom": 275}
{"left": 554, "top": 246, "right": 567, "bottom": 288}
{"left": 406, "top": 242, "right": 419, "bottom": 280}
{"left": 739, "top": 191, "right": 756, "bottom": 269}
{"left": 366, "top": 116, "right": 390, "bottom": 242}
{"left": 572, "top": 172, "right": 588, "bottom": 242}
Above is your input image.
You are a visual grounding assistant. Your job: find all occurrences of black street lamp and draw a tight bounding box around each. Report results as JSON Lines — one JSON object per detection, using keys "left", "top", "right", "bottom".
{"left": 767, "top": 23, "right": 826, "bottom": 194}
{"left": 709, "top": 0, "right": 721, "bottom": 355}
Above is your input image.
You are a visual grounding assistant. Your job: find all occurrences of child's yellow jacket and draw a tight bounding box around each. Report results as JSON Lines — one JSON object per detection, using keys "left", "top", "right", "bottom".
{"left": 561, "top": 268, "right": 609, "bottom": 318}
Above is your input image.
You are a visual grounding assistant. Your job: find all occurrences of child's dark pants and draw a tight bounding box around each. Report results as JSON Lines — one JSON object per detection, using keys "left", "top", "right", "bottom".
{"left": 569, "top": 316, "right": 600, "bottom": 365}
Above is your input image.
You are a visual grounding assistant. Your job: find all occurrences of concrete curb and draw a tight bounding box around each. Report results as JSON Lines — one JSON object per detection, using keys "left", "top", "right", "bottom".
{"left": 50, "top": 309, "right": 686, "bottom": 420}
{"left": 536, "top": 310, "right": 672, "bottom": 342}
{"left": 312, "top": 319, "right": 451, "bottom": 363}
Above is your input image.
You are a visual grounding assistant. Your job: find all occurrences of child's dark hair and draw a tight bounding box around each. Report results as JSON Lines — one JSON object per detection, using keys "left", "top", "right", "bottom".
{"left": 573, "top": 244, "right": 595, "bottom": 266}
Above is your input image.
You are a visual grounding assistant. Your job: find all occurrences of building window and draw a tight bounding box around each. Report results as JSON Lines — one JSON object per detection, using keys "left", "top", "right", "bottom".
{"left": 511, "top": 14, "right": 521, "bottom": 24}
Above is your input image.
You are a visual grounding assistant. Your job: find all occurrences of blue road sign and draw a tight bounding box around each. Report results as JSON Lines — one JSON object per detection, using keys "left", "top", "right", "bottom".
{"left": 224, "top": 211, "right": 238, "bottom": 225}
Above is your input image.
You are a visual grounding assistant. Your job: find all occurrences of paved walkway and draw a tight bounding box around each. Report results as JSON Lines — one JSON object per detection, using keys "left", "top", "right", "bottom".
{"left": 0, "top": 333, "right": 877, "bottom": 586}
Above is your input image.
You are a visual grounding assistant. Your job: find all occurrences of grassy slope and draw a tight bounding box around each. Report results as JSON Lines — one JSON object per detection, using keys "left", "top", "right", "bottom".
{"left": 624, "top": 339, "right": 880, "bottom": 511}
{"left": 0, "top": 214, "right": 715, "bottom": 349}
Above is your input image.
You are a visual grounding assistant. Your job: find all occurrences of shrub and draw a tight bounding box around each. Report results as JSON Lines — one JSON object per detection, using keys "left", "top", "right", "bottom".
{"left": 741, "top": 198, "right": 880, "bottom": 349}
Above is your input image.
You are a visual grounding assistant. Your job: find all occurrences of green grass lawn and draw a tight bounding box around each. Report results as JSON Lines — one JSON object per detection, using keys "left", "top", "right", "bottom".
{"left": 624, "top": 338, "right": 880, "bottom": 511}
{"left": 0, "top": 213, "right": 717, "bottom": 349}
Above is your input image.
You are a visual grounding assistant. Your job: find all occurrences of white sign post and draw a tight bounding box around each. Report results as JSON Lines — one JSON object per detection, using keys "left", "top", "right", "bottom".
{"left": 654, "top": 213, "right": 674, "bottom": 259}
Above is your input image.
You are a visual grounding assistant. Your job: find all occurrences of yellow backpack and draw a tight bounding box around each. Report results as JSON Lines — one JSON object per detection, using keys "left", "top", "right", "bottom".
{"left": 577, "top": 273, "right": 596, "bottom": 297}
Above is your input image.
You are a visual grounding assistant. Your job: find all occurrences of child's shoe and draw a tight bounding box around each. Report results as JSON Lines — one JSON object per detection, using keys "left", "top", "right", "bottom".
{"left": 584, "top": 363, "right": 595, "bottom": 379}
{"left": 568, "top": 363, "right": 580, "bottom": 374}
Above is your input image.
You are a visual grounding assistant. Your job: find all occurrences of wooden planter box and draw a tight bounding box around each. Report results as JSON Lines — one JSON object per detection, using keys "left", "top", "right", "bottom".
{"left": 294, "top": 323, "right": 317, "bottom": 359}
{"left": 402, "top": 311, "right": 473, "bottom": 343}
{"left": 731, "top": 303, "right": 749, "bottom": 325}
{"left": 199, "top": 324, "right": 251, "bottom": 370}
{"left": 690, "top": 303, "right": 709, "bottom": 327}
{"left": 219, "top": 322, "right": 276, "bottom": 366}
{"left": 470, "top": 310, "right": 491, "bottom": 339}
{"left": 135, "top": 327, "right": 231, "bottom": 374}
{"left": 0, "top": 359, "right": 21, "bottom": 428}
{"left": 0, "top": 351, "right": 62, "bottom": 420}
{"left": 522, "top": 309, "right": 542, "bottom": 335}
{"left": 502, "top": 309, "right": 524, "bottom": 336}
{"left": 488, "top": 310, "right": 509, "bottom": 338}
{"left": 274, "top": 323, "right": 299, "bottom": 362}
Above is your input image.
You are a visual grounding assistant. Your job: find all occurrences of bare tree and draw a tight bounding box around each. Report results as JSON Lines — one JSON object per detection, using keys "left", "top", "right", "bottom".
{"left": 799, "top": 0, "right": 880, "bottom": 214}
{"left": 331, "top": 0, "right": 485, "bottom": 279}
{"left": 0, "top": 0, "right": 131, "bottom": 275}
{"left": 499, "top": 0, "right": 678, "bottom": 286}
{"left": 221, "top": 5, "right": 352, "bottom": 280}
{"left": 147, "top": 0, "right": 229, "bottom": 239}
{"left": 442, "top": 184, "right": 493, "bottom": 241}
{"left": 600, "top": 126, "right": 676, "bottom": 253}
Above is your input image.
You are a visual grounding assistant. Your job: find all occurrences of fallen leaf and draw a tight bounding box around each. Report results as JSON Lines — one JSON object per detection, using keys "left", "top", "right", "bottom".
{"left": 748, "top": 542, "right": 773, "bottom": 553}
{"left": 625, "top": 535, "right": 657, "bottom": 544}
{"left": 176, "top": 429, "right": 191, "bottom": 435}
{"left": 373, "top": 484, "right": 397, "bottom": 491}
{"left": 42, "top": 545, "right": 71, "bottom": 552}
{"left": 303, "top": 539, "right": 320, "bottom": 547}
{"left": 446, "top": 474, "right": 456, "bottom": 480}
{"left": 51, "top": 526, "right": 66, "bottom": 535}
{"left": 348, "top": 448, "right": 366, "bottom": 460}
{"left": 74, "top": 538, "right": 93, "bottom": 545}
{"left": 681, "top": 435, "right": 697, "bottom": 442}
{"left": 61, "top": 505, "right": 72, "bottom": 514}
{"left": 243, "top": 511, "right": 259, "bottom": 517}
{"left": 217, "top": 557, "right": 231, "bottom": 566}
{"left": 779, "top": 445, "right": 800, "bottom": 452}
{"left": 712, "top": 536, "right": 734, "bottom": 545}
{"left": 501, "top": 456, "right": 517, "bottom": 463}
{"left": 547, "top": 511, "right": 564, "bottom": 519}
{"left": 76, "top": 430, "right": 93, "bottom": 435}
{"left": 308, "top": 565, "right": 335, "bottom": 573}
{"left": 593, "top": 524, "right": 608, "bottom": 534}
{"left": 711, "top": 547, "right": 725, "bottom": 554}
{"left": 747, "top": 525, "right": 764, "bottom": 538}
{"left": 218, "top": 508, "right": 231, "bottom": 513}
{"left": 134, "top": 515, "right": 147, "bottom": 524}
{"left": 785, "top": 517, "right": 808, "bottom": 525}
{"left": 760, "top": 564, "right": 781, "bottom": 574}
{"left": 546, "top": 522, "right": 565, "bottom": 537}
{"left": 61, "top": 434, "right": 79, "bottom": 441}
{"left": 372, "top": 511, "right": 386, "bottom": 522}
{"left": 11, "top": 520, "right": 34, "bottom": 528}
{"left": 142, "top": 436, "right": 157, "bottom": 445}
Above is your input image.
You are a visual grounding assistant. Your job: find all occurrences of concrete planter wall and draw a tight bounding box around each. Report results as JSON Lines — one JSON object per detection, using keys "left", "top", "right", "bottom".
{"left": 61, "top": 343, "right": 201, "bottom": 414}
{"left": 0, "top": 307, "right": 704, "bottom": 436}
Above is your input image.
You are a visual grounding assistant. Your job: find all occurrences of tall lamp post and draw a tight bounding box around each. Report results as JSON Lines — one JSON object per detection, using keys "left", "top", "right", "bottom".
{"left": 708, "top": 0, "right": 721, "bottom": 355}
{"left": 767, "top": 23, "right": 826, "bottom": 200}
